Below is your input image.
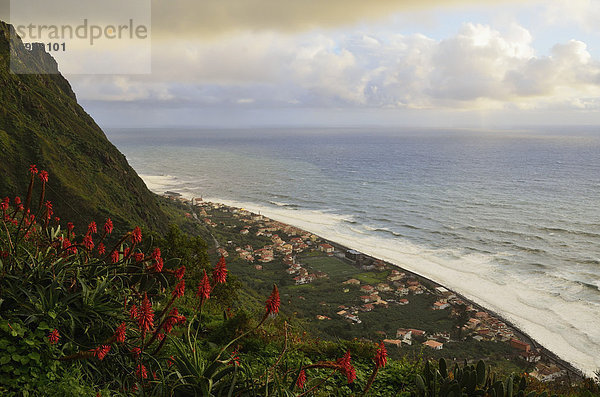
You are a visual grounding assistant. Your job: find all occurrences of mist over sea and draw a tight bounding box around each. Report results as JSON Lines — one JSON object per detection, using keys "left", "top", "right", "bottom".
{"left": 107, "top": 127, "right": 600, "bottom": 375}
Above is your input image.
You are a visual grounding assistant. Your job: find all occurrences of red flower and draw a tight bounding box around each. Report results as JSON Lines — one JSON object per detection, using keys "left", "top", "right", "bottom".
{"left": 97, "top": 243, "right": 106, "bottom": 255}
{"left": 114, "top": 322, "right": 126, "bottom": 343}
{"left": 62, "top": 238, "right": 77, "bottom": 255}
{"left": 38, "top": 170, "right": 48, "bottom": 183}
{"left": 212, "top": 256, "right": 228, "bottom": 284}
{"left": 151, "top": 248, "right": 161, "bottom": 261}
{"left": 131, "top": 347, "right": 141, "bottom": 358}
{"left": 83, "top": 234, "right": 94, "bottom": 251}
{"left": 265, "top": 284, "right": 280, "bottom": 316}
{"left": 136, "top": 364, "right": 148, "bottom": 379}
{"left": 163, "top": 308, "right": 186, "bottom": 335}
{"left": 197, "top": 270, "right": 211, "bottom": 304}
{"left": 296, "top": 369, "right": 306, "bottom": 389}
{"left": 174, "top": 265, "right": 186, "bottom": 280}
{"left": 0, "top": 200, "right": 8, "bottom": 212}
{"left": 67, "top": 222, "right": 74, "bottom": 232}
{"left": 374, "top": 341, "right": 387, "bottom": 369}
{"left": 172, "top": 279, "right": 185, "bottom": 299}
{"left": 14, "top": 197, "right": 21, "bottom": 205}
{"left": 111, "top": 250, "right": 120, "bottom": 263}
{"left": 131, "top": 227, "right": 142, "bottom": 244}
{"left": 153, "top": 257, "right": 164, "bottom": 273}
{"left": 337, "top": 351, "right": 356, "bottom": 384}
{"left": 167, "top": 355, "right": 175, "bottom": 368}
{"left": 123, "top": 247, "right": 130, "bottom": 258}
{"left": 87, "top": 221, "right": 97, "bottom": 234}
{"left": 103, "top": 218, "right": 113, "bottom": 234}
{"left": 229, "top": 349, "right": 240, "bottom": 366}
{"left": 138, "top": 293, "right": 154, "bottom": 336}
{"left": 29, "top": 164, "right": 38, "bottom": 175}
{"left": 44, "top": 201, "right": 53, "bottom": 219}
{"left": 134, "top": 252, "right": 145, "bottom": 262}
{"left": 92, "top": 345, "right": 111, "bottom": 360}
{"left": 48, "top": 329, "right": 60, "bottom": 344}
{"left": 129, "top": 304, "right": 138, "bottom": 320}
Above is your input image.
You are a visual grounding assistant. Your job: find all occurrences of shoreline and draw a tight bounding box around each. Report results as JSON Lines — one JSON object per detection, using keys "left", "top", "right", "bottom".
{"left": 171, "top": 193, "right": 586, "bottom": 381}
{"left": 319, "top": 238, "right": 585, "bottom": 381}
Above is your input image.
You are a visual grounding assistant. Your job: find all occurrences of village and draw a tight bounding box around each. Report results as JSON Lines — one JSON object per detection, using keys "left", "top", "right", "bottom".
{"left": 166, "top": 194, "right": 573, "bottom": 383}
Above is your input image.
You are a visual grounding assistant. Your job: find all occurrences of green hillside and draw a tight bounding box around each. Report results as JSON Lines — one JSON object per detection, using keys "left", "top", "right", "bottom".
{"left": 0, "top": 20, "right": 168, "bottom": 232}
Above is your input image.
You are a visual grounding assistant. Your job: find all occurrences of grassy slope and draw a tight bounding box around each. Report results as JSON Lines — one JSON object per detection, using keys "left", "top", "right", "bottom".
{"left": 0, "top": 20, "right": 168, "bottom": 232}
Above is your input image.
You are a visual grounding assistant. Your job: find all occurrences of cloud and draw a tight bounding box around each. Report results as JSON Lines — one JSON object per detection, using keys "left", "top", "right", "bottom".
{"left": 149, "top": 0, "right": 511, "bottom": 39}
{"left": 70, "top": 22, "right": 600, "bottom": 114}
{"left": 544, "top": 0, "right": 600, "bottom": 32}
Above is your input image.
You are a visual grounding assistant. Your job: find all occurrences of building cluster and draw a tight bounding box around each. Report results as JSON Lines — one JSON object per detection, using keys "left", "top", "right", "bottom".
{"left": 192, "top": 200, "right": 568, "bottom": 384}
{"left": 198, "top": 202, "right": 330, "bottom": 283}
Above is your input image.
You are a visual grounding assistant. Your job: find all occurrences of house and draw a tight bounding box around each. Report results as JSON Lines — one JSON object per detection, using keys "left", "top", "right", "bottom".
{"left": 396, "top": 287, "right": 409, "bottom": 296}
{"left": 294, "top": 276, "right": 310, "bottom": 285}
{"left": 398, "top": 299, "right": 409, "bottom": 305}
{"left": 342, "top": 278, "right": 361, "bottom": 286}
{"left": 290, "top": 237, "right": 304, "bottom": 245}
{"left": 520, "top": 351, "right": 542, "bottom": 363}
{"left": 434, "top": 286, "right": 451, "bottom": 296}
{"left": 285, "top": 267, "right": 297, "bottom": 275}
{"left": 383, "top": 339, "right": 403, "bottom": 348}
{"left": 361, "top": 303, "right": 374, "bottom": 312}
{"left": 376, "top": 283, "right": 392, "bottom": 292}
{"left": 360, "top": 285, "right": 375, "bottom": 293}
{"left": 530, "top": 364, "right": 565, "bottom": 382}
{"left": 360, "top": 295, "right": 374, "bottom": 303}
{"left": 388, "top": 273, "right": 405, "bottom": 282}
{"left": 423, "top": 340, "right": 443, "bottom": 350}
{"left": 345, "top": 249, "right": 365, "bottom": 263}
{"left": 345, "top": 314, "right": 361, "bottom": 324}
{"left": 510, "top": 339, "right": 531, "bottom": 353}
{"left": 316, "top": 315, "right": 331, "bottom": 321}
{"left": 396, "top": 329, "right": 413, "bottom": 340}
{"left": 319, "top": 243, "right": 334, "bottom": 254}
{"left": 374, "top": 299, "right": 389, "bottom": 308}
{"left": 408, "top": 285, "right": 422, "bottom": 294}
{"left": 373, "top": 260, "right": 387, "bottom": 271}
{"left": 433, "top": 301, "right": 450, "bottom": 310}
{"left": 216, "top": 247, "right": 229, "bottom": 257}
{"left": 467, "top": 318, "right": 481, "bottom": 328}
{"left": 240, "top": 229, "right": 249, "bottom": 235}
{"left": 408, "top": 329, "right": 426, "bottom": 337}
{"left": 477, "top": 328, "right": 490, "bottom": 336}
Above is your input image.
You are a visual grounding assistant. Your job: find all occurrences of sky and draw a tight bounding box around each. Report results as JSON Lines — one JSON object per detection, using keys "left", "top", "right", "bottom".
{"left": 5, "top": 0, "right": 600, "bottom": 128}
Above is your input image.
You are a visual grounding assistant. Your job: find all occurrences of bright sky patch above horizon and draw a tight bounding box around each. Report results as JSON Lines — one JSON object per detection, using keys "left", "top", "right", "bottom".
{"left": 20, "top": 0, "right": 600, "bottom": 128}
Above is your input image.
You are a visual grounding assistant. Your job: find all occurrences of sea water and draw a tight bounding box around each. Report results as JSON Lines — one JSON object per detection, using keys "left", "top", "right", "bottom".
{"left": 106, "top": 127, "right": 600, "bottom": 375}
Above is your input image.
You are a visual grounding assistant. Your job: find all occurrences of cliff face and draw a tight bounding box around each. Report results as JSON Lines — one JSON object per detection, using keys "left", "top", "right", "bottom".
{"left": 0, "top": 20, "right": 168, "bottom": 232}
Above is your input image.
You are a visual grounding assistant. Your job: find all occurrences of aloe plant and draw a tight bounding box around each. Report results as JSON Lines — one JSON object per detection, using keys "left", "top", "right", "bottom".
{"left": 413, "top": 358, "right": 556, "bottom": 397}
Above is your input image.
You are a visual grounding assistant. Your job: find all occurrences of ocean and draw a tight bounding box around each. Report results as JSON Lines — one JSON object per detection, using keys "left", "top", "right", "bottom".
{"left": 106, "top": 127, "right": 600, "bottom": 375}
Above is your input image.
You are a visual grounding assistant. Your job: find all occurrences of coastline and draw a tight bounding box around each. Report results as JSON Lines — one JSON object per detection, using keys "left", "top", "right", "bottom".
{"left": 171, "top": 193, "right": 586, "bottom": 381}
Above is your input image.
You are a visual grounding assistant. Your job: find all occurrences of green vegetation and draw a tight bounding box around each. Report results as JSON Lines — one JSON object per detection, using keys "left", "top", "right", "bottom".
{"left": 0, "top": 21, "right": 169, "bottom": 233}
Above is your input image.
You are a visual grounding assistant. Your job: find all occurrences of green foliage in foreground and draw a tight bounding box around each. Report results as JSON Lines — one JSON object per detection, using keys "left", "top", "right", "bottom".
{"left": 1, "top": 168, "right": 598, "bottom": 396}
